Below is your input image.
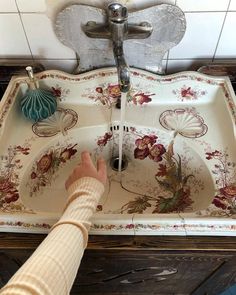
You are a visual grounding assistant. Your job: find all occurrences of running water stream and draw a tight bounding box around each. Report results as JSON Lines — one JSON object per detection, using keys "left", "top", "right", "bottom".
{"left": 118, "top": 92, "right": 127, "bottom": 173}
{"left": 117, "top": 93, "right": 178, "bottom": 173}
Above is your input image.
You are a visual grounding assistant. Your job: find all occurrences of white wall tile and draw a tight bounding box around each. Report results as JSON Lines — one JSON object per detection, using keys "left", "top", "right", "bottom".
{"left": 0, "top": 0, "right": 18, "bottom": 12}
{"left": 166, "top": 59, "right": 213, "bottom": 74}
{"left": 46, "top": 0, "right": 178, "bottom": 22}
{"left": 0, "top": 14, "right": 31, "bottom": 58}
{"left": 229, "top": 0, "right": 236, "bottom": 10}
{"left": 169, "top": 12, "right": 225, "bottom": 59}
{"left": 16, "top": 0, "right": 46, "bottom": 12}
{"left": 176, "top": 0, "right": 229, "bottom": 12}
{"left": 21, "top": 14, "right": 76, "bottom": 59}
{"left": 36, "top": 59, "right": 78, "bottom": 73}
{"left": 215, "top": 12, "right": 236, "bottom": 58}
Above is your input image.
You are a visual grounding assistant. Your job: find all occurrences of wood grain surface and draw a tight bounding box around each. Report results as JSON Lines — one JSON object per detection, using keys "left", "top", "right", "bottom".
{"left": 1, "top": 233, "right": 236, "bottom": 251}
{"left": 1, "top": 234, "right": 236, "bottom": 294}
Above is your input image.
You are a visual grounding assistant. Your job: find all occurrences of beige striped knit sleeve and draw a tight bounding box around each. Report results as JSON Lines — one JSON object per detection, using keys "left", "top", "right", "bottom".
{"left": 0, "top": 177, "right": 104, "bottom": 295}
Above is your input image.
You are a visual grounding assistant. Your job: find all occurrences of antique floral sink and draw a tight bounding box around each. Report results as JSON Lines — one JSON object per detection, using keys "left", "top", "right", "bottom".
{"left": 1, "top": 68, "right": 236, "bottom": 236}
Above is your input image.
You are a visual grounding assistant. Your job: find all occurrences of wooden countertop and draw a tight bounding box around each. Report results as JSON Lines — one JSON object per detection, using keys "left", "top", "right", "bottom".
{"left": 1, "top": 233, "right": 236, "bottom": 251}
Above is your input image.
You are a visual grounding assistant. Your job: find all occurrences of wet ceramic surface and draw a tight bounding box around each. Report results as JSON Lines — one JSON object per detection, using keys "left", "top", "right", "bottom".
{"left": 0, "top": 68, "right": 236, "bottom": 235}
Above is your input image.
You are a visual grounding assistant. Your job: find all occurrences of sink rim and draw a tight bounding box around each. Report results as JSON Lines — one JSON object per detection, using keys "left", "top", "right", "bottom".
{"left": 1, "top": 67, "right": 236, "bottom": 236}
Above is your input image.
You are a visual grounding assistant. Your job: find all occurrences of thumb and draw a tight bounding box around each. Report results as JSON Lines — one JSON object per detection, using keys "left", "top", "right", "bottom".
{"left": 97, "top": 158, "right": 107, "bottom": 184}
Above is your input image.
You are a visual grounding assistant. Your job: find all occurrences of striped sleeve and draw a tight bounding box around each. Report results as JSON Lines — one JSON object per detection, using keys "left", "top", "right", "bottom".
{"left": 0, "top": 177, "right": 104, "bottom": 295}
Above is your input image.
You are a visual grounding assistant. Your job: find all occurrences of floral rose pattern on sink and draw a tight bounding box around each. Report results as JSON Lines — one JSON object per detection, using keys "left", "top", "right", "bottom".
{"left": 0, "top": 144, "right": 34, "bottom": 213}
{"left": 127, "top": 88, "right": 154, "bottom": 105}
{"left": 82, "top": 83, "right": 154, "bottom": 107}
{"left": 27, "top": 143, "right": 78, "bottom": 197}
{"left": 134, "top": 134, "right": 166, "bottom": 162}
{"left": 97, "top": 132, "right": 113, "bottom": 148}
{"left": 97, "top": 127, "right": 204, "bottom": 214}
{"left": 204, "top": 150, "right": 236, "bottom": 216}
{"left": 172, "top": 85, "right": 207, "bottom": 102}
{"left": 51, "top": 84, "right": 70, "bottom": 101}
{"left": 121, "top": 135, "right": 195, "bottom": 214}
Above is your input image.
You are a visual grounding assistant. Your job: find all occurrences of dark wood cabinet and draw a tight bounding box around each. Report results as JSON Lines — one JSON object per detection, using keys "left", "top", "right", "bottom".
{"left": 73, "top": 251, "right": 236, "bottom": 295}
{"left": 0, "top": 252, "right": 22, "bottom": 286}
{"left": 1, "top": 235, "right": 236, "bottom": 294}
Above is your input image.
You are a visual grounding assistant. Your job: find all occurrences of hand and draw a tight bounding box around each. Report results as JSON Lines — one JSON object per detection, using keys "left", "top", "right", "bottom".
{"left": 65, "top": 151, "right": 107, "bottom": 190}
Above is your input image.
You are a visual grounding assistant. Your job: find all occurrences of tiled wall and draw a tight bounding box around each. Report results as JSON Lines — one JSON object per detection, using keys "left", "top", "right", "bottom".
{"left": 0, "top": 0, "right": 236, "bottom": 74}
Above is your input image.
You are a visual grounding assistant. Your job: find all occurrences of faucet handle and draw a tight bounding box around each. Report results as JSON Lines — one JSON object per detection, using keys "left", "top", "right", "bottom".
{"left": 107, "top": 3, "right": 128, "bottom": 23}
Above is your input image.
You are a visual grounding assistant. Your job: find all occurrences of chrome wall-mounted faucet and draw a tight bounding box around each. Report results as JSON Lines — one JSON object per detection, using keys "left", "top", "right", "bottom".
{"left": 84, "top": 3, "right": 153, "bottom": 93}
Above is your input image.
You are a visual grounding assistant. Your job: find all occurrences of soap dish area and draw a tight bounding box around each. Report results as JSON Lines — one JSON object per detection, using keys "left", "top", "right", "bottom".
{"left": 0, "top": 68, "right": 236, "bottom": 236}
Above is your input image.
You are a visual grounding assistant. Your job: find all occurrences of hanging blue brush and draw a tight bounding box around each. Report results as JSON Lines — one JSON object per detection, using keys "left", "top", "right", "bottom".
{"left": 21, "top": 66, "right": 57, "bottom": 122}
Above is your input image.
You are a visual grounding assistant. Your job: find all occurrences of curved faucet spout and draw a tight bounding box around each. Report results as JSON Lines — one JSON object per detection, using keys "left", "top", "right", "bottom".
{"left": 83, "top": 2, "right": 153, "bottom": 95}
{"left": 108, "top": 3, "right": 130, "bottom": 93}
{"left": 113, "top": 42, "right": 130, "bottom": 93}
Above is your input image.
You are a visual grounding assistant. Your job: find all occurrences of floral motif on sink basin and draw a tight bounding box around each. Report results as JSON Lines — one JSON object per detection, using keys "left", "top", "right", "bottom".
{"left": 0, "top": 142, "right": 34, "bottom": 214}
{"left": 97, "top": 132, "right": 113, "bottom": 147}
{"left": 1, "top": 68, "right": 236, "bottom": 236}
{"left": 134, "top": 134, "right": 166, "bottom": 161}
{"left": 172, "top": 84, "right": 207, "bottom": 101}
{"left": 133, "top": 141, "right": 194, "bottom": 214}
{"left": 51, "top": 84, "right": 70, "bottom": 101}
{"left": 98, "top": 126, "right": 205, "bottom": 214}
{"left": 27, "top": 143, "right": 78, "bottom": 197}
{"left": 197, "top": 149, "right": 236, "bottom": 217}
{"left": 83, "top": 83, "right": 154, "bottom": 107}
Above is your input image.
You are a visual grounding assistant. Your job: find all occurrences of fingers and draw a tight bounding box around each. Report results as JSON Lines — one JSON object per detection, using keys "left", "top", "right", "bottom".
{"left": 97, "top": 157, "right": 107, "bottom": 184}
{"left": 65, "top": 176, "right": 71, "bottom": 190}
{"left": 81, "top": 151, "right": 93, "bottom": 166}
{"left": 65, "top": 152, "right": 107, "bottom": 190}
{"left": 97, "top": 157, "right": 106, "bottom": 172}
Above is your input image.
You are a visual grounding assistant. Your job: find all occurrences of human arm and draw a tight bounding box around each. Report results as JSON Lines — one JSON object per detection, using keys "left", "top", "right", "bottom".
{"left": 0, "top": 151, "right": 107, "bottom": 295}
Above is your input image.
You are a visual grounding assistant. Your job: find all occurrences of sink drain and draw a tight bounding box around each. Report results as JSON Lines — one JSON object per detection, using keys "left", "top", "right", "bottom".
{"left": 110, "top": 155, "right": 128, "bottom": 171}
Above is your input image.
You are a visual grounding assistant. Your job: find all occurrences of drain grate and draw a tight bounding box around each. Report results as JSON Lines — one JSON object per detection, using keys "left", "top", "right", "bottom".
{"left": 110, "top": 125, "right": 129, "bottom": 132}
{"left": 110, "top": 155, "right": 128, "bottom": 171}
{"left": 109, "top": 125, "right": 130, "bottom": 171}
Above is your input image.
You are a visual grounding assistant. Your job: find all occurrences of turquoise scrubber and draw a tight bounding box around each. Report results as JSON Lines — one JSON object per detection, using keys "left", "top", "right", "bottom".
{"left": 21, "top": 66, "right": 57, "bottom": 122}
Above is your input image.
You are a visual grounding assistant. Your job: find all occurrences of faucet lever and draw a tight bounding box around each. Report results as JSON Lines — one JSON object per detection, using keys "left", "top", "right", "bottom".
{"left": 107, "top": 3, "right": 128, "bottom": 23}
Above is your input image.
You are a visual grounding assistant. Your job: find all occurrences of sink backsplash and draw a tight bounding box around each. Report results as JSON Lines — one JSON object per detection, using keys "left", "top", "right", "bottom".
{"left": 0, "top": 0, "right": 235, "bottom": 75}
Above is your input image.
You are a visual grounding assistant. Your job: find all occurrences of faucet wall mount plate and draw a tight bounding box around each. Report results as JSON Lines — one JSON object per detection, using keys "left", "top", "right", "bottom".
{"left": 54, "top": 4, "right": 186, "bottom": 74}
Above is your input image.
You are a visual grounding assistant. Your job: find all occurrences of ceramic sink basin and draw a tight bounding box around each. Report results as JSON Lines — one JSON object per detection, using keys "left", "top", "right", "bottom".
{"left": 0, "top": 68, "right": 236, "bottom": 236}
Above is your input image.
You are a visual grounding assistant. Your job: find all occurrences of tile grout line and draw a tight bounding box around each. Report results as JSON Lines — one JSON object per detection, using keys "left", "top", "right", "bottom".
{"left": 165, "top": 51, "right": 170, "bottom": 74}
{"left": 132, "top": 214, "right": 136, "bottom": 236}
{"left": 212, "top": 0, "right": 231, "bottom": 62}
{"left": 178, "top": 212, "right": 187, "bottom": 236}
{"left": 166, "top": 0, "right": 176, "bottom": 74}
{"left": 14, "top": 0, "right": 34, "bottom": 61}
